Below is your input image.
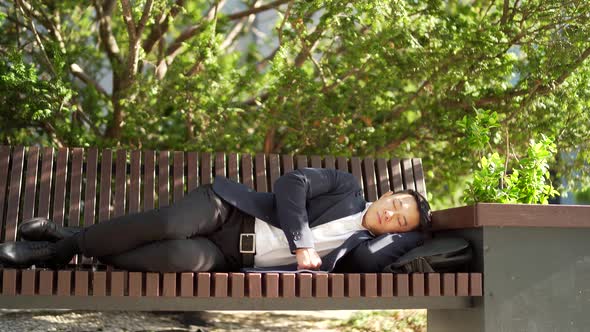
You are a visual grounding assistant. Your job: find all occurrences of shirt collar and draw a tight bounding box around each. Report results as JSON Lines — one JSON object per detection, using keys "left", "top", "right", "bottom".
{"left": 360, "top": 202, "right": 375, "bottom": 236}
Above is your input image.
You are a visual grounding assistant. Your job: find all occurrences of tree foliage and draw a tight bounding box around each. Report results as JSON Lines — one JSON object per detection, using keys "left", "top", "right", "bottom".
{"left": 1, "top": 0, "right": 589, "bottom": 207}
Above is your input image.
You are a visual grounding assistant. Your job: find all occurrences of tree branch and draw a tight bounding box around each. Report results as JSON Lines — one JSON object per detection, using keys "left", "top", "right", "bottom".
{"left": 142, "top": 0, "right": 185, "bottom": 54}
{"left": 136, "top": 0, "right": 154, "bottom": 37}
{"left": 70, "top": 63, "right": 110, "bottom": 98}
{"left": 500, "top": 0, "right": 510, "bottom": 25}
{"left": 120, "top": 0, "right": 137, "bottom": 40}
{"left": 220, "top": 0, "right": 260, "bottom": 51}
{"left": 294, "top": 24, "right": 325, "bottom": 67}
{"left": 277, "top": 0, "right": 294, "bottom": 45}
{"left": 121, "top": 0, "right": 154, "bottom": 79}
{"left": 227, "top": 0, "right": 290, "bottom": 20}
{"left": 94, "top": 0, "right": 123, "bottom": 65}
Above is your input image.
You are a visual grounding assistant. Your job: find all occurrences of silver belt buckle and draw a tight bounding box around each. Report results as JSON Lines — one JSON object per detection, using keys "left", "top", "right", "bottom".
{"left": 239, "top": 233, "right": 256, "bottom": 254}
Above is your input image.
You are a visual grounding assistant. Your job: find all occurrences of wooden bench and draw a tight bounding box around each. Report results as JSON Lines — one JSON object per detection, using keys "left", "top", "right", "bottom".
{"left": 0, "top": 145, "right": 482, "bottom": 313}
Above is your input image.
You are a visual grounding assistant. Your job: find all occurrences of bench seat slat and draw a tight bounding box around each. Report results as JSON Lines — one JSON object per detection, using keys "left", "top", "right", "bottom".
{"left": 111, "top": 271, "right": 125, "bottom": 296}
{"left": 363, "top": 273, "right": 378, "bottom": 297}
{"left": 346, "top": 274, "right": 361, "bottom": 297}
{"left": 213, "top": 273, "right": 228, "bottom": 297}
{"left": 315, "top": 273, "right": 329, "bottom": 298}
{"left": 21, "top": 270, "right": 36, "bottom": 296}
{"left": 128, "top": 272, "right": 142, "bottom": 297}
{"left": 247, "top": 273, "right": 262, "bottom": 297}
{"left": 427, "top": 273, "right": 441, "bottom": 296}
{"left": 396, "top": 274, "right": 410, "bottom": 296}
{"left": 75, "top": 270, "right": 89, "bottom": 296}
{"left": 443, "top": 273, "right": 456, "bottom": 296}
{"left": 330, "top": 273, "right": 344, "bottom": 297}
{"left": 380, "top": 273, "right": 394, "bottom": 297}
{"left": 230, "top": 272, "right": 244, "bottom": 298}
{"left": 264, "top": 273, "right": 279, "bottom": 298}
{"left": 180, "top": 272, "right": 194, "bottom": 297}
{"left": 411, "top": 273, "right": 425, "bottom": 296}
{"left": 163, "top": 272, "right": 177, "bottom": 297}
{"left": 281, "top": 273, "right": 296, "bottom": 297}
{"left": 57, "top": 270, "right": 72, "bottom": 296}
{"left": 197, "top": 272, "right": 210, "bottom": 297}
{"left": 146, "top": 272, "right": 159, "bottom": 296}
{"left": 93, "top": 271, "right": 107, "bottom": 296}
{"left": 299, "top": 273, "right": 312, "bottom": 298}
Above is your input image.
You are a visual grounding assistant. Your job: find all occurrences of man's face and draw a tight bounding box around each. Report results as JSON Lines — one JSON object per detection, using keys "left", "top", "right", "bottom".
{"left": 361, "top": 191, "right": 420, "bottom": 236}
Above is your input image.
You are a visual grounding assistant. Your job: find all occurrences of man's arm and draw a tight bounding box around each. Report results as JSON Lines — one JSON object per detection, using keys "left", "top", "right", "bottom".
{"left": 334, "top": 232, "right": 425, "bottom": 272}
{"left": 273, "top": 167, "right": 361, "bottom": 253}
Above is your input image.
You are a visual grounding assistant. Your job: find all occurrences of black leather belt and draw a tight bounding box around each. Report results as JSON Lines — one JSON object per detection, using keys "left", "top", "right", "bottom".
{"left": 240, "top": 216, "right": 255, "bottom": 267}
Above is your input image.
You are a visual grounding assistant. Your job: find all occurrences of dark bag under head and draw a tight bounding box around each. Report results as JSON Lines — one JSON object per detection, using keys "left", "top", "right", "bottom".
{"left": 383, "top": 237, "right": 473, "bottom": 273}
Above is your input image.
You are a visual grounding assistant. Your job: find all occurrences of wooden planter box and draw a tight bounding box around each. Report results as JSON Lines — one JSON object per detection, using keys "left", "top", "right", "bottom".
{"left": 429, "top": 203, "right": 590, "bottom": 332}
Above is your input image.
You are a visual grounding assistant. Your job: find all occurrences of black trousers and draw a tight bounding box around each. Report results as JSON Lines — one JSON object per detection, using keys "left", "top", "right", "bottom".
{"left": 73, "top": 184, "right": 249, "bottom": 272}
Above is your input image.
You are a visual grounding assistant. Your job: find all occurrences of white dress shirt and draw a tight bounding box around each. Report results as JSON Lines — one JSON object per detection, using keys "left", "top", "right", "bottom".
{"left": 254, "top": 202, "right": 373, "bottom": 267}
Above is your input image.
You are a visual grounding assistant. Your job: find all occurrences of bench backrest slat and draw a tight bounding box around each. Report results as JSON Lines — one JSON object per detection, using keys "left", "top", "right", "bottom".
{"left": 129, "top": 150, "right": 141, "bottom": 213}
{"left": 215, "top": 152, "right": 225, "bottom": 178}
{"left": 5, "top": 146, "right": 24, "bottom": 242}
{"left": 255, "top": 153, "right": 267, "bottom": 193}
{"left": 295, "top": 155, "right": 308, "bottom": 169}
{"left": 375, "top": 158, "right": 389, "bottom": 197}
{"left": 268, "top": 154, "right": 280, "bottom": 192}
{"left": 84, "top": 148, "right": 98, "bottom": 226}
{"left": 173, "top": 151, "right": 184, "bottom": 202}
{"left": 0, "top": 147, "right": 10, "bottom": 237}
{"left": 402, "top": 158, "right": 416, "bottom": 191}
{"left": 158, "top": 150, "right": 170, "bottom": 208}
{"left": 37, "top": 147, "right": 54, "bottom": 219}
{"left": 311, "top": 155, "right": 322, "bottom": 168}
{"left": 114, "top": 149, "right": 127, "bottom": 217}
{"left": 143, "top": 150, "right": 156, "bottom": 211}
{"left": 52, "top": 147, "right": 69, "bottom": 226}
{"left": 98, "top": 149, "right": 113, "bottom": 222}
{"left": 241, "top": 153, "right": 253, "bottom": 189}
{"left": 413, "top": 158, "right": 427, "bottom": 197}
{"left": 68, "top": 148, "right": 84, "bottom": 226}
{"left": 200, "top": 152, "right": 212, "bottom": 185}
{"left": 389, "top": 158, "right": 404, "bottom": 193}
{"left": 362, "top": 156, "right": 377, "bottom": 202}
{"left": 22, "top": 146, "right": 39, "bottom": 222}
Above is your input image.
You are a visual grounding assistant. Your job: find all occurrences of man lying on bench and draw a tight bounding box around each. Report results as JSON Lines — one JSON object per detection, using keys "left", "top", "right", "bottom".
{"left": 0, "top": 168, "right": 431, "bottom": 273}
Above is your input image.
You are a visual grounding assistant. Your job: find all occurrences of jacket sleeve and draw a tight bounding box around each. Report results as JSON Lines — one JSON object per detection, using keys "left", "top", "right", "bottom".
{"left": 273, "top": 167, "right": 361, "bottom": 253}
{"left": 333, "top": 232, "right": 425, "bottom": 273}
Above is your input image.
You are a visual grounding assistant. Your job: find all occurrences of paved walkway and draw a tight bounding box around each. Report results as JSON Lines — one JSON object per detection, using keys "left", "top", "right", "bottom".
{"left": 0, "top": 309, "right": 359, "bottom": 331}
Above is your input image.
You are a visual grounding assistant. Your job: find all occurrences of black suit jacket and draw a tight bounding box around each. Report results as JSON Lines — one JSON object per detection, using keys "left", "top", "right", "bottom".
{"left": 212, "top": 167, "right": 424, "bottom": 272}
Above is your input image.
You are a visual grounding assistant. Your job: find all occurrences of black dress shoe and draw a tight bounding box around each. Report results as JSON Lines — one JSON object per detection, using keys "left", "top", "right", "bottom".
{"left": 0, "top": 241, "right": 58, "bottom": 267}
{"left": 18, "top": 217, "right": 82, "bottom": 242}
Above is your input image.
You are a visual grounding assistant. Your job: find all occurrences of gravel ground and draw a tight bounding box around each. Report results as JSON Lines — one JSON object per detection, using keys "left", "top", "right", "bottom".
{"left": 0, "top": 309, "right": 360, "bottom": 332}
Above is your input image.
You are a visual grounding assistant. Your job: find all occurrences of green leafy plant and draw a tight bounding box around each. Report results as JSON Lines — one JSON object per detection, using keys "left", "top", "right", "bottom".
{"left": 461, "top": 110, "right": 560, "bottom": 204}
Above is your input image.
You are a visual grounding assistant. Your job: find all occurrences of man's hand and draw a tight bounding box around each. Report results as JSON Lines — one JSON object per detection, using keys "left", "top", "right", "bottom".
{"left": 295, "top": 248, "right": 322, "bottom": 270}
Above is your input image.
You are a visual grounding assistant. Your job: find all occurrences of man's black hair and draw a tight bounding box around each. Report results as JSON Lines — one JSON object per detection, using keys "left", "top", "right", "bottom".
{"left": 395, "top": 189, "right": 432, "bottom": 231}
